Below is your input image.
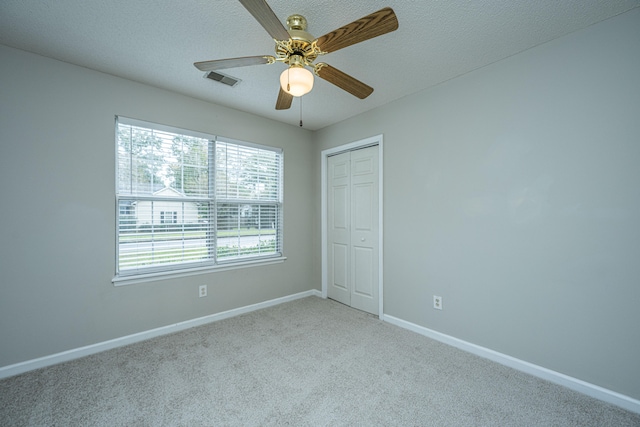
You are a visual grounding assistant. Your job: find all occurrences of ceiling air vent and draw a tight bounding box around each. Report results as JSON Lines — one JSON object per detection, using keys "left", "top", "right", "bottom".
{"left": 204, "top": 71, "right": 241, "bottom": 87}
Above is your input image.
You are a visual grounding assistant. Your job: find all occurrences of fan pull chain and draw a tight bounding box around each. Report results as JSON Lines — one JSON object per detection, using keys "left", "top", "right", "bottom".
{"left": 299, "top": 95, "right": 303, "bottom": 127}
{"left": 287, "top": 68, "right": 290, "bottom": 92}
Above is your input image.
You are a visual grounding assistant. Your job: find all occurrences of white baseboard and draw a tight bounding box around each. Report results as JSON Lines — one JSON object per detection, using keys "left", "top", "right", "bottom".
{"left": 0, "top": 289, "right": 322, "bottom": 380}
{"left": 382, "top": 314, "right": 640, "bottom": 415}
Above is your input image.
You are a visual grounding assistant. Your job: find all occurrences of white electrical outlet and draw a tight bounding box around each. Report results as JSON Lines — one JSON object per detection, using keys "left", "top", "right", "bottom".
{"left": 433, "top": 295, "right": 442, "bottom": 310}
{"left": 199, "top": 285, "right": 207, "bottom": 298}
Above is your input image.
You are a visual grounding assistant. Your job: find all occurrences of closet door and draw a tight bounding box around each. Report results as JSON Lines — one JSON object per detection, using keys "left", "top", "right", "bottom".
{"left": 349, "top": 146, "right": 379, "bottom": 314}
{"left": 327, "top": 151, "right": 351, "bottom": 306}
{"left": 327, "top": 146, "right": 379, "bottom": 315}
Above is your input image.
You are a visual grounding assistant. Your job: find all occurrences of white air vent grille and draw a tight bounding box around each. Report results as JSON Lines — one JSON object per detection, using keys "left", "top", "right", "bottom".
{"left": 204, "top": 71, "right": 241, "bottom": 87}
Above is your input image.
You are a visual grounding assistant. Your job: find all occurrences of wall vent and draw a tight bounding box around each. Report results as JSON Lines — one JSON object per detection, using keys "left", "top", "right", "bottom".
{"left": 204, "top": 71, "right": 241, "bottom": 87}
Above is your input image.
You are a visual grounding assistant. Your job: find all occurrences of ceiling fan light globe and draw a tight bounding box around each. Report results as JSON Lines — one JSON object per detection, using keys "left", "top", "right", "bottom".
{"left": 280, "top": 67, "right": 314, "bottom": 97}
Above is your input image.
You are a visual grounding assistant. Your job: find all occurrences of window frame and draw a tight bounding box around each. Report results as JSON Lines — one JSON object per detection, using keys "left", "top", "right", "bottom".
{"left": 113, "top": 116, "right": 285, "bottom": 285}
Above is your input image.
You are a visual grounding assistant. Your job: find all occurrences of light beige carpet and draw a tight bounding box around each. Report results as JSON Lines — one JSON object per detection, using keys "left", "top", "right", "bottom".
{"left": 1, "top": 296, "right": 639, "bottom": 426}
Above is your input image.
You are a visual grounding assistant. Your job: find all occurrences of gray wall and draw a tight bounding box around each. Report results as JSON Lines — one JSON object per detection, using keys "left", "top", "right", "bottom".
{"left": 0, "top": 45, "right": 315, "bottom": 367}
{"left": 313, "top": 9, "right": 640, "bottom": 400}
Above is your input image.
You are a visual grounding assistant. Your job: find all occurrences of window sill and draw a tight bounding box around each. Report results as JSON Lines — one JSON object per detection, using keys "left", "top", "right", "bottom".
{"left": 112, "top": 256, "right": 287, "bottom": 286}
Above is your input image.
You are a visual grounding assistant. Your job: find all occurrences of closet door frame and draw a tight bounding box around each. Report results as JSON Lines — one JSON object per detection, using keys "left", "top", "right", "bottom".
{"left": 321, "top": 135, "right": 384, "bottom": 319}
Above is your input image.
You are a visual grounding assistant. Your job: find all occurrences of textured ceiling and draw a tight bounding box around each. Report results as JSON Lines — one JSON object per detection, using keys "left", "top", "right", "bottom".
{"left": 1, "top": 0, "right": 638, "bottom": 130}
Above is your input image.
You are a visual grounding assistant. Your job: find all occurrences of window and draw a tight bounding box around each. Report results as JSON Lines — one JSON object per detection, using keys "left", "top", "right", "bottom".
{"left": 115, "top": 117, "right": 283, "bottom": 279}
{"left": 160, "top": 211, "right": 177, "bottom": 224}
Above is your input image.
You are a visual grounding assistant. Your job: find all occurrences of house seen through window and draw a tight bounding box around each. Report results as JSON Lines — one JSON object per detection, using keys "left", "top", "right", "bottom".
{"left": 116, "top": 117, "right": 283, "bottom": 278}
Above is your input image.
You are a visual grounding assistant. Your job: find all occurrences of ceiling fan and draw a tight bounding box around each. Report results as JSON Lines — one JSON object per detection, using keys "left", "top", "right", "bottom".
{"left": 194, "top": 0, "right": 399, "bottom": 110}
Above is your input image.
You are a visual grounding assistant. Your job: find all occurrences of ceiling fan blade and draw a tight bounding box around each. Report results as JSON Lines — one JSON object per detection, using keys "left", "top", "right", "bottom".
{"left": 238, "top": 0, "right": 290, "bottom": 41}
{"left": 275, "top": 87, "right": 293, "bottom": 110}
{"left": 315, "top": 63, "right": 373, "bottom": 99}
{"left": 314, "top": 7, "right": 398, "bottom": 54}
{"left": 194, "top": 55, "right": 275, "bottom": 72}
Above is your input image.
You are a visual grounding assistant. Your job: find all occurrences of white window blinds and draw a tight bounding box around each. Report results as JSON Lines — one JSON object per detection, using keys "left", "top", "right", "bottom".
{"left": 116, "top": 117, "right": 283, "bottom": 277}
{"left": 215, "top": 141, "right": 283, "bottom": 260}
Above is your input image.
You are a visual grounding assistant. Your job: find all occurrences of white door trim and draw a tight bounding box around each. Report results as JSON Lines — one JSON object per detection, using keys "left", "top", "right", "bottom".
{"left": 321, "top": 135, "right": 384, "bottom": 319}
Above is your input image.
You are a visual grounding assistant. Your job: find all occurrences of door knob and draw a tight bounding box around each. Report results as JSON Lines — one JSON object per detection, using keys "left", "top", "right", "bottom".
{"left": 361, "top": 238, "right": 365, "bottom": 242}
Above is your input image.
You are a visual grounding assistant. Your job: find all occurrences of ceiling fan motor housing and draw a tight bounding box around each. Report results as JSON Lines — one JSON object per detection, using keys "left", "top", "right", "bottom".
{"left": 275, "top": 15, "right": 319, "bottom": 66}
